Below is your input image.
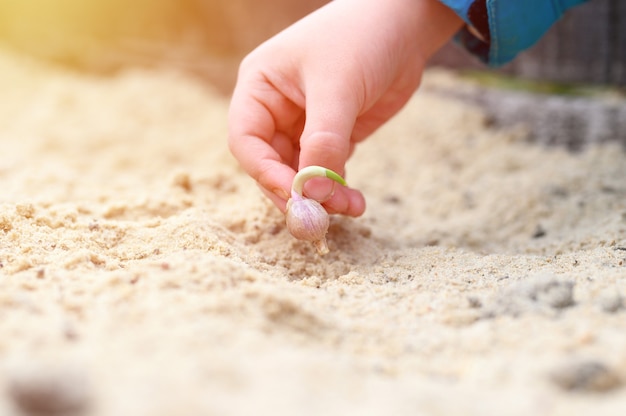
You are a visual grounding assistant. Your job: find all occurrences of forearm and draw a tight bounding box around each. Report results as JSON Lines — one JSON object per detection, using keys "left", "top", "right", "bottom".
{"left": 407, "top": 0, "right": 464, "bottom": 63}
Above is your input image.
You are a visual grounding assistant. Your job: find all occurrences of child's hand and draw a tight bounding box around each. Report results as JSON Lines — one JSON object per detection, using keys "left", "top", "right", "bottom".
{"left": 228, "top": 0, "right": 461, "bottom": 216}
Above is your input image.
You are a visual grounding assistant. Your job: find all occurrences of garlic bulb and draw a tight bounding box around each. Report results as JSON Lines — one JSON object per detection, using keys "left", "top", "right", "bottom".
{"left": 285, "top": 166, "right": 346, "bottom": 255}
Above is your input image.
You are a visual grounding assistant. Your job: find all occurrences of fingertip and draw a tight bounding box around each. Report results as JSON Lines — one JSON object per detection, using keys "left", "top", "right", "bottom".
{"left": 260, "top": 178, "right": 365, "bottom": 218}
{"left": 259, "top": 185, "right": 289, "bottom": 213}
{"left": 303, "top": 177, "right": 337, "bottom": 203}
{"left": 323, "top": 187, "right": 366, "bottom": 217}
{"left": 349, "top": 190, "right": 367, "bottom": 217}
{"left": 255, "top": 162, "right": 295, "bottom": 212}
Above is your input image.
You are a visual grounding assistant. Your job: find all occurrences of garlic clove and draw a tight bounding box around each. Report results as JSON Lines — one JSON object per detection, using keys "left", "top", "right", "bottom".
{"left": 285, "top": 166, "right": 346, "bottom": 255}
{"left": 285, "top": 191, "right": 330, "bottom": 255}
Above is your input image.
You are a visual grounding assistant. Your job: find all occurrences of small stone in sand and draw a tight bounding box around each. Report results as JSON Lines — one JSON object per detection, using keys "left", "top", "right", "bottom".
{"left": 7, "top": 364, "right": 91, "bottom": 416}
{"left": 483, "top": 275, "right": 575, "bottom": 318}
{"left": 598, "top": 291, "right": 624, "bottom": 313}
{"left": 550, "top": 360, "right": 623, "bottom": 392}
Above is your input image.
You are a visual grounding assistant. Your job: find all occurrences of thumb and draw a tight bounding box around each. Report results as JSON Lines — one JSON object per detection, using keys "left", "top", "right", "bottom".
{"left": 297, "top": 85, "right": 366, "bottom": 216}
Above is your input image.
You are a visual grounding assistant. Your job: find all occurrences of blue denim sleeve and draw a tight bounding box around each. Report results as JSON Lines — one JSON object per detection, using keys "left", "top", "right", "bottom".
{"left": 439, "top": 0, "right": 588, "bottom": 66}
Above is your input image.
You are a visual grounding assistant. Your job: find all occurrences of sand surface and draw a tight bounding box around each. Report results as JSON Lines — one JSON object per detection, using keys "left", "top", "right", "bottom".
{"left": 1, "top": 49, "right": 625, "bottom": 415}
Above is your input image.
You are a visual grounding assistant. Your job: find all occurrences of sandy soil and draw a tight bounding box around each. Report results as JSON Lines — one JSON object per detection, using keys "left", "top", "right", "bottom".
{"left": 1, "top": 48, "right": 625, "bottom": 416}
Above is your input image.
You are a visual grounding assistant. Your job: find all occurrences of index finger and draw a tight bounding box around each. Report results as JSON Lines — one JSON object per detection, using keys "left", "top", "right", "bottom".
{"left": 228, "top": 81, "right": 301, "bottom": 211}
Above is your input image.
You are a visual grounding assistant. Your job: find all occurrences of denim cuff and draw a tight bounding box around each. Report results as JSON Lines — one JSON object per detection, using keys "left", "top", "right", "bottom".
{"left": 439, "top": 0, "right": 588, "bottom": 66}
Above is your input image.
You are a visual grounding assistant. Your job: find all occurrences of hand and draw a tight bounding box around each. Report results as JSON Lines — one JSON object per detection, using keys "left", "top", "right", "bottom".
{"left": 228, "top": 0, "right": 462, "bottom": 216}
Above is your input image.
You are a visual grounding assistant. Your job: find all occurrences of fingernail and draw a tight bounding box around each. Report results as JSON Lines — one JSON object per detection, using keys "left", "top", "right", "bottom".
{"left": 303, "top": 178, "right": 337, "bottom": 203}
{"left": 272, "top": 187, "right": 290, "bottom": 201}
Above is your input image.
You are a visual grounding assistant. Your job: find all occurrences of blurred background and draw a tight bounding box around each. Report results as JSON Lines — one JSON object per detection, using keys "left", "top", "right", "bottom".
{"left": 0, "top": 0, "right": 624, "bottom": 93}
{"left": 0, "top": 0, "right": 326, "bottom": 92}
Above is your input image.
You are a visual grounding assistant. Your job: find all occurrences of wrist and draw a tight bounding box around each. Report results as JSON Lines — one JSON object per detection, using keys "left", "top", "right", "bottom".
{"left": 409, "top": 0, "right": 464, "bottom": 62}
